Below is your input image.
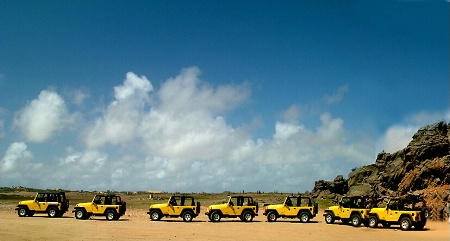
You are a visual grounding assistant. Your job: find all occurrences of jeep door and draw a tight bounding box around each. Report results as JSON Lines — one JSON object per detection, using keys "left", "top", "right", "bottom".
{"left": 282, "top": 197, "right": 299, "bottom": 217}
{"left": 167, "top": 196, "right": 183, "bottom": 215}
{"left": 32, "top": 193, "right": 48, "bottom": 212}
{"left": 223, "top": 197, "right": 238, "bottom": 216}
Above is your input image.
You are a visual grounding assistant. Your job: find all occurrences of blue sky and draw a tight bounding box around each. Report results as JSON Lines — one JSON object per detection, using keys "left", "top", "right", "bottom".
{"left": 0, "top": 1, "right": 448, "bottom": 192}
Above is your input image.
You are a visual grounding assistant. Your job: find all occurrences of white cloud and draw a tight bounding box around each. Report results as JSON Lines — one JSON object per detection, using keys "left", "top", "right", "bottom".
{"left": 379, "top": 125, "right": 417, "bottom": 153}
{"left": 379, "top": 110, "right": 449, "bottom": 154}
{"left": 13, "top": 90, "right": 71, "bottom": 142}
{"left": 83, "top": 72, "right": 153, "bottom": 148}
{"left": 1, "top": 68, "right": 375, "bottom": 192}
{"left": 0, "top": 142, "right": 39, "bottom": 179}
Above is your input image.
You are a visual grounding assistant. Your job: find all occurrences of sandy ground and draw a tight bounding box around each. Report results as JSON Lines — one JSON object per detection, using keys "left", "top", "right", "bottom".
{"left": 0, "top": 207, "right": 448, "bottom": 241}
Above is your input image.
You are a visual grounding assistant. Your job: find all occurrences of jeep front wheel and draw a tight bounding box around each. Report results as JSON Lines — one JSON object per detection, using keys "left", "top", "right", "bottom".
{"left": 210, "top": 211, "right": 221, "bottom": 222}
{"left": 150, "top": 210, "right": 162, "bottom": 221}
{"left": 267, "top": 211, "right": 277, "bottom": 222}
{"left": 75, "top": 209, "right": 86, "bottom": 219}
{"left": 350, "top": 214, "right": 362, "bottom": 227}
{"left": 368, "top": 216, "right": 378, "bottom": 228}
{"left": 399, "top": 217, "right": 412, "bottom": 231}
{"left": 182, "top": 211, "right": 194, "bottom": 222}
{"left": 299, "top": 212, "right": 310, "bottom": 223}
{"left": 18, "top": 207, "right": 27, "bottom": 217}
{"left": 106, "top": 210, "right": 117, "bottom": 221}
{"left": 324, "top": 212, "right": 334, "bottom": 224}
{"left": 47, "top": 207, "right": 59, "bottom": 218}
{"left": 242, "top": 210, "right": 254, "bottom": 222}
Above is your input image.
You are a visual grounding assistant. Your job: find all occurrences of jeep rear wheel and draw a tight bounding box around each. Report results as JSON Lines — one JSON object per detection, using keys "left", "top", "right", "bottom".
{"left": 324, "top": 212, "right": 334, "bottom": 224}
{"left": 150, "top": 210, "right": 162, "bottom": 221}
{"left": 350, "top": 214, "right": 362, "bottom": 227}
{"left": 242, "top": 210, "right": 254, "bottom": 222}
{"left": 210, "top": 211, "right": 221, "bottom": 222}
{"left": 267, "top": 211, "right": 277, "bottom": 222}
{"left": 75, "top": 209, "right": 86, "bottom": 219}
{"left": 182, "top": 211, "right": 194, "bottom": 222}
{"left": 299, "top": 212, "right": 310, "bottom": 223}
{"left": 368, "top": 216, "right": 378, "bottom": 228}
{"left": 18, "top": 207, "right": 27, "bottom": 217}
{"left": 399, "top": 217, "right": 412, "bottom": 231}
{"left": 106, "top": 210, "right": 117, "bottom": 221}
{"left": 415, "top": 221, "right": 425, "bottom": 230}
{"left": 47, "top": 207, "right": 59, "bottom": 218}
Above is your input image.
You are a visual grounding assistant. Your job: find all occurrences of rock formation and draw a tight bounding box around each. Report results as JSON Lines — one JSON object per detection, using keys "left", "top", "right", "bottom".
{"left": 311, "top": 120, "right": 450, "bottom": 220}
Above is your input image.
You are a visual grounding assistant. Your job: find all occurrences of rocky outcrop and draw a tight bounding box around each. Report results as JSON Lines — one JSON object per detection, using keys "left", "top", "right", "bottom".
{"left": 312, "top": 120, "right": 450, "bottom": 220}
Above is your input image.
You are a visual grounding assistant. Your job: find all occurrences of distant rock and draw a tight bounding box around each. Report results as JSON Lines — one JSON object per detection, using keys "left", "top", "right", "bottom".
{"left": 311, "top": 120, "right": 450, "bottom": 220}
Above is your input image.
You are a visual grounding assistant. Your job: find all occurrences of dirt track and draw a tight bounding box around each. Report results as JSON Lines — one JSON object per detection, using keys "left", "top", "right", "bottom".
{"left": 0, "top": 208, "right": 448, "bottom": 241}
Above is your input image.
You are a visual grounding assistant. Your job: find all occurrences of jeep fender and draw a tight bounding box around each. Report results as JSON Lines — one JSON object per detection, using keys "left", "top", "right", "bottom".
{"left": 104, "top": 208, "right": 118, "bottom": 215}
{"left": 298, "top": 209, "right": 312, "bottom": 217}
{"left": 323, "top": 210, "right": 334, "bottom": 217}
{"left": 46, "top": 205, "right": 59, "bottom": 212}
{"left": 398, "top": 214, "right": 412, "bottom": 222}
{"left": 266, "top": 209, "right": 279, "bottom": 216}
{"left": 242, "top": 208, "right": 256, "bottom": 215}
{"left": 181, "top": 208, "right": 196, "bottom": 217}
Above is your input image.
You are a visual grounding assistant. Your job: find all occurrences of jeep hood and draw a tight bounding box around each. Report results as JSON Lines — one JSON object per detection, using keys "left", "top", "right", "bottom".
{"left": 149, "top": 203, "right": 168, "bottom": 209}
{"left": 326, "top": 205, "right": 340, "bottom": 211}
{"left": 75, "top": 202, "right": 93, "bottom": 207}
{"left": 207, "top": 203, "right": 228, "bottom": 210}
{"left": 18, "top": 200, "right": 34, "bottom": 205}
{"left": 266, "top": 204, "right": 284, "bottom": 210}
{"left": 369, "top": 207, "right": 386, "bottom": 213}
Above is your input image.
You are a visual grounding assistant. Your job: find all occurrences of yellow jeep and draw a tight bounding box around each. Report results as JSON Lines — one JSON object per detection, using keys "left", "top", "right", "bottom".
{"left": 323, "top": 195, "right": 371, "bottom": 227}
{"left": 147, "top": 195, "right": 200, "bottom": 222}
{"left": 15, "top": 191, "right": 69, "bottom": 218}
{"left": 368, "top": 197, "right": 429, "bottom": 231}
{"left": 73, "top": 194, "right": 126, "bottom": 221}
{"left": 205, "top": 195, "right": 259, "bottom": 222}
{"left": 263, "top": 196, "right": 318, "bottom": 222}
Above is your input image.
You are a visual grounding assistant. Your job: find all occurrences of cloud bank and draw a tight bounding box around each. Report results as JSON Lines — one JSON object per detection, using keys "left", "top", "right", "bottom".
{"left": 1, "top": 67, "right": 376, "bottom": 192}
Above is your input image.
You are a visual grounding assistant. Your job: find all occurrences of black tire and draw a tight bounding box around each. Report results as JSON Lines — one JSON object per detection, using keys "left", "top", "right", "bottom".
{"left": 368, "top": 216, "right": 378, "bottom": 228}
{"left": 210, "top": 211, "right": 221, "bottom": 222}
{"left": 106, "top": 210, "right": 117, "bottom": 221}
{"left": 299, "top": 212, "right": 310, "bottom": 223}
{"left": 381, "top": 222, "right": 391, "bottom": 228}
{"left": 399, "top": 217, "right": 412, "bottom": 231}
{"left": 241, "top": 210, "right": 254, "bottom": 222}
{"left": 415, "top": 221, "right": 425, "bottom": 230}
{"left": 421, "top": 207, "right": 429, "bottom": 219}
{"left": 350, "top": 214, "right": 362, "bottom": 227}
{"left": 75, "top": 209, "right": 85, "bottom": 220}
{"left": 182, "top": 211, "right": 194, "bottom": 222}
{"left": 18, "top": 207, "right": 27, "bottom": 217}
{"left": 267, "top": 211, "right": 277, "bottom": 222}
{"left": 47, "top": 207, "right": 59, "bottom": 218}
{"left": 324, "top": 212, "right": 334, "bottom": 224}
{"left": 149, "top": 210, "right": 162, "bottom": 221}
